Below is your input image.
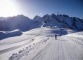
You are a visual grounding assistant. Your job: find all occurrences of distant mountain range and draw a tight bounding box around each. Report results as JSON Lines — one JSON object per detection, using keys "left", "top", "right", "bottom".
{"left": 0, "top": 13, "right": 83, "bottom": 31}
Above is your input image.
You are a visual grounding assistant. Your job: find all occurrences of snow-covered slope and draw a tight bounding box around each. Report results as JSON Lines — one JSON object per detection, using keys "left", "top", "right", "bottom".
{"left": 0, "top": 13, "right": 83, "bottom": 60}
{"left": 0, "top": 27, "right": 57, "bottom": 60}
{"left": 0, "top": 27, "right": 83, "bottom": 60}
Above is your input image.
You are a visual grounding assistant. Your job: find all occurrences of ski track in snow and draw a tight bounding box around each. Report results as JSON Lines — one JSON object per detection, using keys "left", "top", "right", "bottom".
{"left": 21, "top": 36, "right": 83, "bottom": 60}
{"left": 0, "top": 28, "right": 43, "bottom": 54}
{"left": 0, "top": 39, "right": 33, "bottom": 54}
{"left": 0, "top": 28, "right": 83, "bottom": 60}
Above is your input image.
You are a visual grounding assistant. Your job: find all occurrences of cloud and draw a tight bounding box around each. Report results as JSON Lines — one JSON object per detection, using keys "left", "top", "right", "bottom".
{"left": 40, "top": 13, "right": 42, "bottom": 15}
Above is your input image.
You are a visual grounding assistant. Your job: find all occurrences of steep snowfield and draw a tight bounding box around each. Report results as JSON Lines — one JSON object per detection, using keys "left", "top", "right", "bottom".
{"left": 0, "top": 27, "right": 83, "bottom": 60}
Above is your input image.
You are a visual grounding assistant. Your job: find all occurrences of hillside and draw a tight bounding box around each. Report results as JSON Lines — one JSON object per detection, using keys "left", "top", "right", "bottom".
{"left": 0, "top": 14, "right": 83, "bottom": 31}
{"left": 0, "top": 14, "right": 83, "bottom": 60}
{"left": 0, "top": 27, "right": 83, "bottom": 60}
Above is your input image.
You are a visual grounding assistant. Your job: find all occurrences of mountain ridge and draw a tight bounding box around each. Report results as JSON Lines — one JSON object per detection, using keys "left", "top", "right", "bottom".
{"left": 0, "top": 13, "right": 83, "bottom": 31}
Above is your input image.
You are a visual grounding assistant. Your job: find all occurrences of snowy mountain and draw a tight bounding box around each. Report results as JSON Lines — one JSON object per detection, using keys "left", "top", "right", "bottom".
{"left": 0, "top": 14, "right": 83, "bottom": 60}
{"left": 0, "top": 15, "right": 33, "bottom": 31}
{"left": 0, "top": 13, "right": 83, "bottom": 40}
{"left": 0, "top": 13, "right": 83, "bottom": 31}
{"left": 42, "top": 14, "right": 83, "bottom": 30}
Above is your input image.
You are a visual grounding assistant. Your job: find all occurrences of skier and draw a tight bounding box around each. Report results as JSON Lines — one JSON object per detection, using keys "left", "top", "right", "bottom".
{"left": 55, "top": 34, "right": 57, "bottom": 40}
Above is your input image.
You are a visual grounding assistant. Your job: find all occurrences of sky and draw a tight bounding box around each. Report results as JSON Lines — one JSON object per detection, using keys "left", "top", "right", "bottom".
{"left": 0, "top": 0, "right": 83, "bottom": 19}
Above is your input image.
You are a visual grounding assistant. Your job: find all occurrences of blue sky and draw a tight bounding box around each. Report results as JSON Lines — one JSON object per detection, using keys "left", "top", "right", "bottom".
{"left": 0, "top": 0, "right": 83, "bottom": 19}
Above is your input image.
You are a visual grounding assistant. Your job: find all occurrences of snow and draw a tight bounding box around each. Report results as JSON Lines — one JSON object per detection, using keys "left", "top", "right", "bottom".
{"left": 65, "top": 31, "right": 83, "bottom": 38}
{"left": 0, "top": 29, "right": 22, "bottom": 40}
{"left": 20, "top": 30, "right": 83, "bottom": 60}
{"left": 0, "top": 27, "right": 51, "bottom": 60}
{"left": 0, "top": 27, "right": 83, "bottom": 60}
{"left": 0, "top": 14, "right": 83, "bottom": 31}
{"left": 0, "top": 14, "right": 83, "bottom": 60}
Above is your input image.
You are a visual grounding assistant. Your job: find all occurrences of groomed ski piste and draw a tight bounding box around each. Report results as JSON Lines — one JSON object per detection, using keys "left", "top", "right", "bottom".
{"left": 0, "top": 27, "right": 83, "bottom": 60}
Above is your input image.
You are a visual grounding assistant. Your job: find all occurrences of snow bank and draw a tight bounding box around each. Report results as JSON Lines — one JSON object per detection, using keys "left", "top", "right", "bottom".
{"left": 0, "top": 29, "right": 22, "bottom": 40}
{"left": 65, "top": 31, "right": 83, "bottom": 38}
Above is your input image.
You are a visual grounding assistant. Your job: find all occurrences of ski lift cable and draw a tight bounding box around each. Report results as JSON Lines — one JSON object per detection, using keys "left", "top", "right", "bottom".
{"left": 57, "top": 0, "right": 61, "bottom": 27}
{"left": 57, "top": 0, "right": 59, "bottom": 14}
{"left": 57, "top": 0, "right": 64, "bottom": 36}
{"left": 41, "top": 0, "right": 60, "bottom": 33}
